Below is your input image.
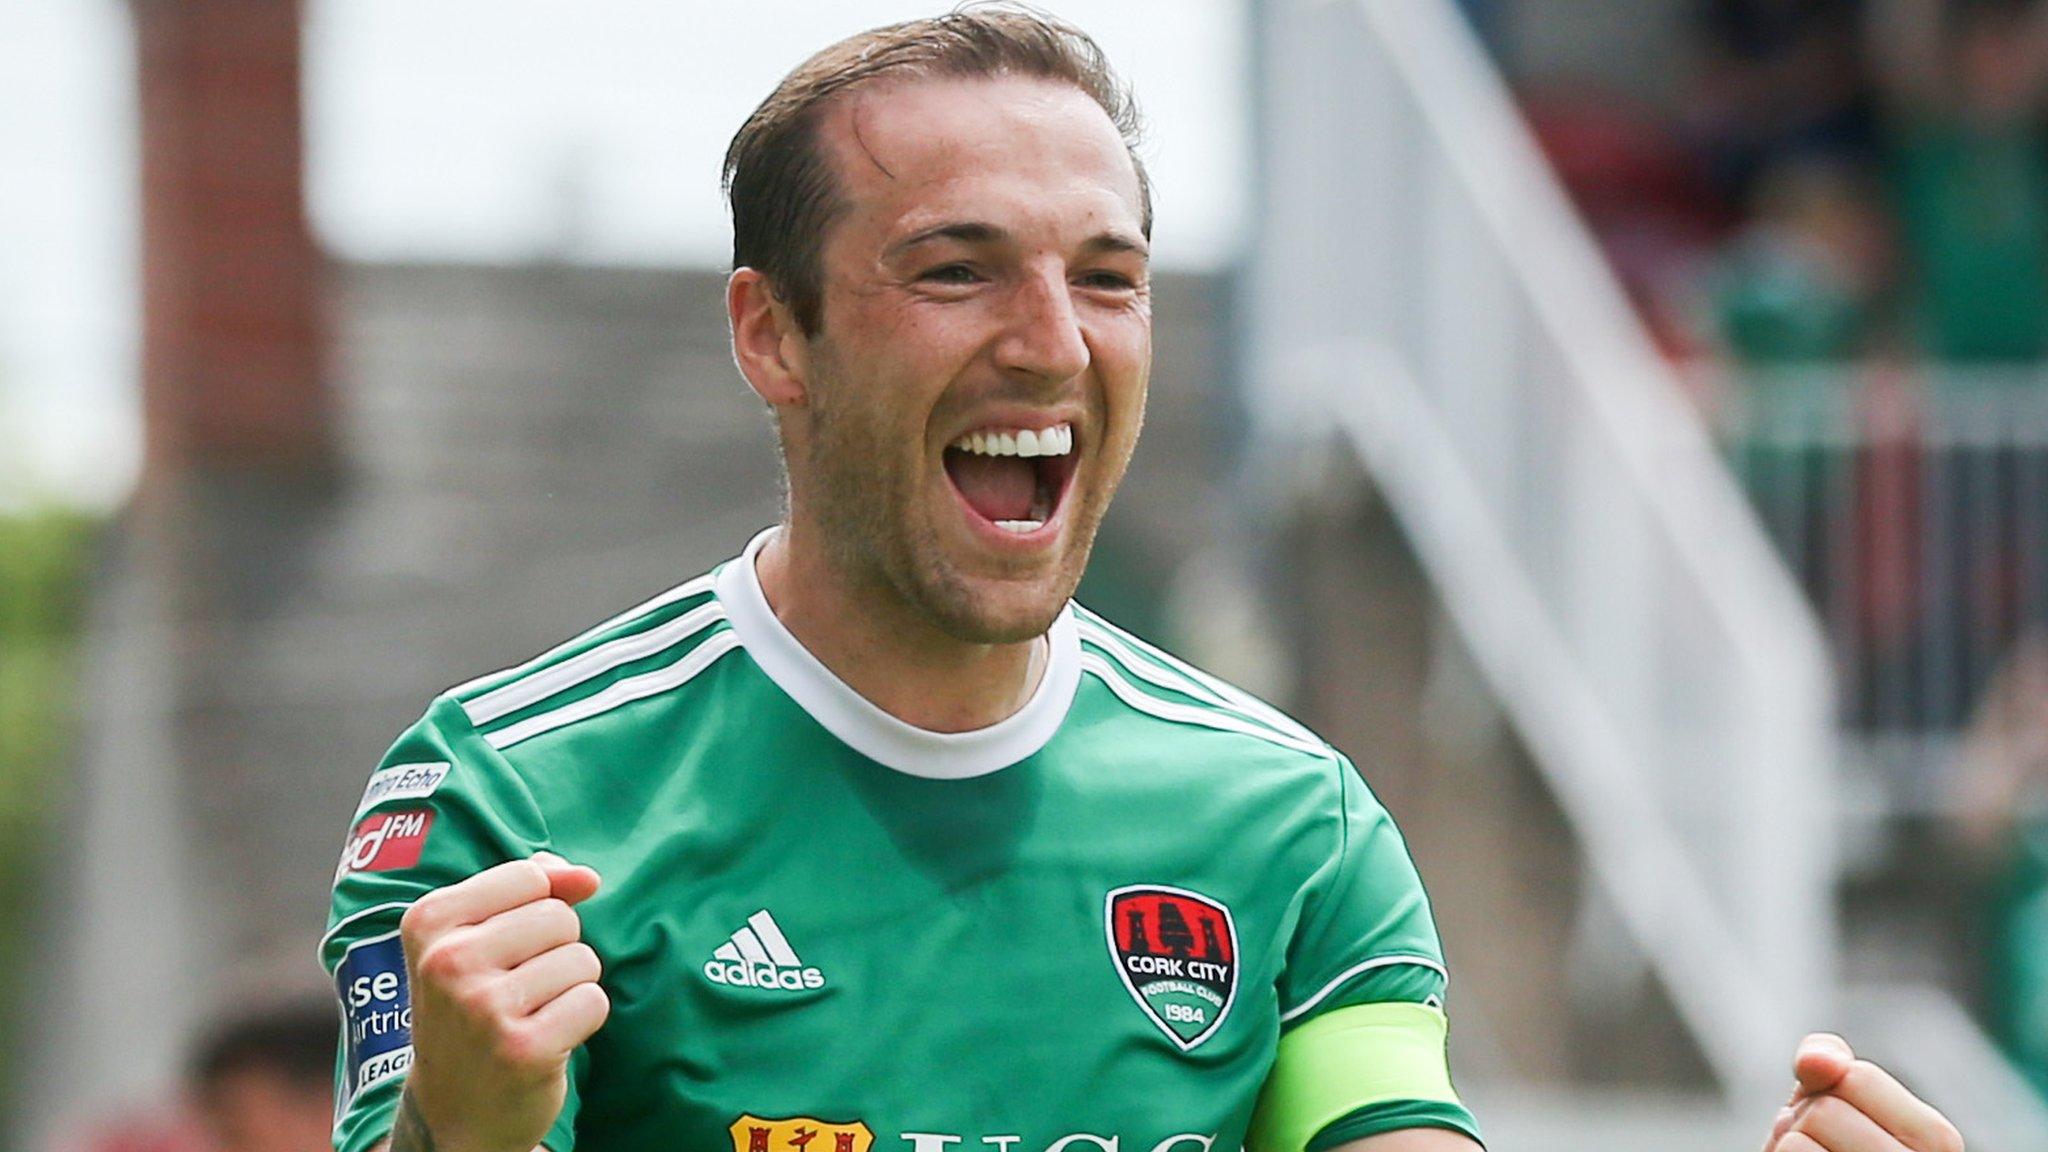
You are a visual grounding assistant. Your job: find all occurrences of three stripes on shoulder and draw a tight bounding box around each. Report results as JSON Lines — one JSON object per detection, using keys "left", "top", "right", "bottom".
{"left": 1072, "top": 606, "right": 1328, "bottom": 757}
{"left": 452, "top": 573, "right": 732, "bottom": 751}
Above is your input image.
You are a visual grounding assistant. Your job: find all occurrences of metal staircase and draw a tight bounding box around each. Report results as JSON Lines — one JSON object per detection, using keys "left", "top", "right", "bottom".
{"left": 1241, "top": 1, "right": 2046, "bottom": 1144}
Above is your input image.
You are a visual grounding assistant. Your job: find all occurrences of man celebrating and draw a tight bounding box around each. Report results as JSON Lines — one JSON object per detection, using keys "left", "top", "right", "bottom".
{"left": 323, "top": 8, "right": 1965, "bottom": 1152}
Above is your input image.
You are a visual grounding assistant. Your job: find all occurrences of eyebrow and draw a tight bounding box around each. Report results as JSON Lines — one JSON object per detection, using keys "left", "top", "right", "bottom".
{"left": 887, "top": 221, "right": 1151, "bottom": 261}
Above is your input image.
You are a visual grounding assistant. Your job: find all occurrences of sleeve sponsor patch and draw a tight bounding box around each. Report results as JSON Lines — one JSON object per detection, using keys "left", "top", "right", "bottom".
{"left": 335, "top": 931, "right": 413, "bottom": 1117}
{"left": 336, "top": 809, "right": 436, "bottom": 881}
{"left": 354, "top": 761, "right": 451, "bottom": 817}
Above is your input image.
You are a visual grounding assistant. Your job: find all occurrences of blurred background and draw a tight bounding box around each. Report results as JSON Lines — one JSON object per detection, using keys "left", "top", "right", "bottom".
{"left": 7, "top": 0, "right": 2048, "bottom": 1148}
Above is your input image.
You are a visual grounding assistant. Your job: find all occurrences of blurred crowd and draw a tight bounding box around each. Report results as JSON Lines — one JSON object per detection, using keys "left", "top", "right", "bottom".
{"left": 1531, "top": 0, "right": 2048, "bottom": 370}
{"left": 1522, "top": 0, "right": 2048, "bottom": 1100}
{"left": 1525, "top": 0, "right": 2048, "bottom": 730}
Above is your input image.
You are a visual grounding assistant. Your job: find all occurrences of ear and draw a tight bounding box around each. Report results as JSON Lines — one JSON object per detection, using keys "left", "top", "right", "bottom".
{"left": 728, "top": 268, "right": 811, "bottom": 408}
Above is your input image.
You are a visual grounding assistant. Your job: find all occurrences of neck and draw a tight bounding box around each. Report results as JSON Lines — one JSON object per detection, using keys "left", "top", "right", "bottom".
{"left": 752, "top": 524, "right": 1047, "bottom": 733}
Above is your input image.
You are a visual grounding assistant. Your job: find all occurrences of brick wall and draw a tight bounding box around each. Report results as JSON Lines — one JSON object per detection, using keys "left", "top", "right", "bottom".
{"left": 130, "top": 0, "right": 330, "bottom": 474}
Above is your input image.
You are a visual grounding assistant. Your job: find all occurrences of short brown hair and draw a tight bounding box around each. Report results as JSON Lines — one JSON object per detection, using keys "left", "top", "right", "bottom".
{"left": 722, "top": 3, "right": 1151, "bottom": 336}
{"left": 188, "top": 1000, "right": 336, "bottom": 1090}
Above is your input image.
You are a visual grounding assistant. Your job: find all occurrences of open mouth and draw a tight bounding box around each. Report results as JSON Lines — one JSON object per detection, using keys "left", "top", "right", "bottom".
{"left": 942, "top": 423, "right": 1078, "bottom": 537}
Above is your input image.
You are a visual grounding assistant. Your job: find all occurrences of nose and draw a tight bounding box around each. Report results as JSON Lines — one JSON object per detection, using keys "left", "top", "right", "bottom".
{"left": 993, "top": 265, "right": 1091, "bottom": 383}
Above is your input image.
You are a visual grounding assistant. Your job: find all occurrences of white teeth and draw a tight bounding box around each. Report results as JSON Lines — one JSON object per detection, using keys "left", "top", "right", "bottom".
{"left": 947, "top": 423, "right": 1074, "bottom": 457}
{"left": 994, "top": 519, "right": 1045, "bottom": 534}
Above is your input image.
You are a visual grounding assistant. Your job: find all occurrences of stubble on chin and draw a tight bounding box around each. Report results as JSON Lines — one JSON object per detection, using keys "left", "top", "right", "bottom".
{"left": 905, "top": 553, "right": 1075, "bottom": 645}
{"left": 902, "top": 481, "right": 1115, "bottom": 645}
{"left": 836, "top": 482, "right": 1085, "bottom": 646}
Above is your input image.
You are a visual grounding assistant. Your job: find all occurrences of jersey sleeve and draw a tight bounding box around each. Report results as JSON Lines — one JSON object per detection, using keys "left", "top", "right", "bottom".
{"left": 321, "top": 695, "right": 586, "bottom": 1152}
{"left": 1248, "top": 754, "right": 1481, "bottom": 1152}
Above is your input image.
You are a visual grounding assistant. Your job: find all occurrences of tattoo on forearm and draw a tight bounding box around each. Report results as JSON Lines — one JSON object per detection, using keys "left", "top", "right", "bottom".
{"left": 389, "top": 1086, "right": 437, "bottom": 1152}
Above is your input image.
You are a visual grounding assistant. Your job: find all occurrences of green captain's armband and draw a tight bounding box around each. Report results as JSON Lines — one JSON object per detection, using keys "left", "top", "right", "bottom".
{"left": 1246, "top": 1001, "right": 1482, "bottom": 1152}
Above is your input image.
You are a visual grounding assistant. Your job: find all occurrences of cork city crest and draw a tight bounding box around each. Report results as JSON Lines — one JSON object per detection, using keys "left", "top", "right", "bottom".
{"left": 730, "top": 1116, "right": 875, "bottom": 1152}
{"left": 1105, "top": 884, "right": 1238, "bottom": 1050}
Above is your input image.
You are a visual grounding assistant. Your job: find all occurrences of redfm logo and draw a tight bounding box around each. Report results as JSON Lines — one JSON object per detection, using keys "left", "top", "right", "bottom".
{"left": 336, "top": 809, "right": 435, "bottom": 880}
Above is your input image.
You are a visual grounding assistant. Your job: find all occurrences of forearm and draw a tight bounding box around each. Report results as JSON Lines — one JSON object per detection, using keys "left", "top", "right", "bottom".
{"left": 376, "top": 1135, "right": 551, "bottom": 1151}
{"left": 390, "top": 1085, "right": 436, "bottom": 1151}
{"left": 368, "top": 1087, "right": 550, "bottom": 1152}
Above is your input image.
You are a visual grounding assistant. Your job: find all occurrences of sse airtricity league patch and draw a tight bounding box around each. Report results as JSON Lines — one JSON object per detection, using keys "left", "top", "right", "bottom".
{"left": 334, "top": 930, "right": 413, "bottom": 1118}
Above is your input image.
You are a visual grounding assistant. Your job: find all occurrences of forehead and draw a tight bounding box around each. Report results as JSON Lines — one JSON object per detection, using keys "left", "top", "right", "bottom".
{"left": 815, "top": 75, "right": 1145, "bottom": 244}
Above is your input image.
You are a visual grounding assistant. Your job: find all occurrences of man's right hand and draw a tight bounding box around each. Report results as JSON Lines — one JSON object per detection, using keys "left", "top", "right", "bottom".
{"left": 387, "top": 851, "right": 609, "bottom": 1152}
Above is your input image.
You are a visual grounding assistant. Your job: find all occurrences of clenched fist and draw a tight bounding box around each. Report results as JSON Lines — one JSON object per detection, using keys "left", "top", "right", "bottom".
{"left": 383, "top": 852, "right": 609, "bottom": 1152}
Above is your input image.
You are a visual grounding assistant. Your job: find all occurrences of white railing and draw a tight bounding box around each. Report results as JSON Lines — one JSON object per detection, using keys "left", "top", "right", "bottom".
{"left": 1711, "top": 366, "right": 2048, "bottom": 811}
{"left": 1243, "top": 0, "right": 1834, "bottom": 1107}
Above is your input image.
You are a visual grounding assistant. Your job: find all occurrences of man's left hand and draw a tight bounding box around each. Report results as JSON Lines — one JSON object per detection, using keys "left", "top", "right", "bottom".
{"left": 1763, "top": 1033, "right": 1965, "bottom": 1152}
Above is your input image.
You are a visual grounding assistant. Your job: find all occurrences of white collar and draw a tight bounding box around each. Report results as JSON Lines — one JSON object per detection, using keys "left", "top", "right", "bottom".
{"left": 713, "top": 527, "right": 1080, "bottom": 779}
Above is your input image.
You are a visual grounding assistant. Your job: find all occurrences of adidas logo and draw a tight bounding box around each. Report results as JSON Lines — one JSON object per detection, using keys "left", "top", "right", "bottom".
{"left": 702, "top": 909, "right": 826, "bottom": 991}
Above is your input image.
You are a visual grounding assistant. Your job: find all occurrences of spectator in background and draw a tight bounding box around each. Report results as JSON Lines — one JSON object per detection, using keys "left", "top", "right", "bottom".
{"left": 1879, "top": 0, "right": 2048, "bottom": 362}
{"left": 59, "top": 1002, "right": 337, "bottom": 1152}
{"left": 1689, "top": 0, "right": 1879, "bottom": 208}
{"left": 61, "top": 1115, "right": 209, "bottom": 1152}
{"left": 1714, "top": 155, "right": 1897, "bottom": 363}
{"left": 187, "top": 1002, "right": 337, "bottom": 1152}
{"left": 1522, "top": 86, "right": 1733, "bottom": 362}
{"left": 1706, "top": 155, "right": 1909, "bottom": 664}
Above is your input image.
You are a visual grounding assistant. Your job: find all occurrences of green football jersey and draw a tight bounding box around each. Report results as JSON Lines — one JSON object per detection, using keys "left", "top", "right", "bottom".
{"left": 323, "top": 529, "right": 1479, "bottom": 1152}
